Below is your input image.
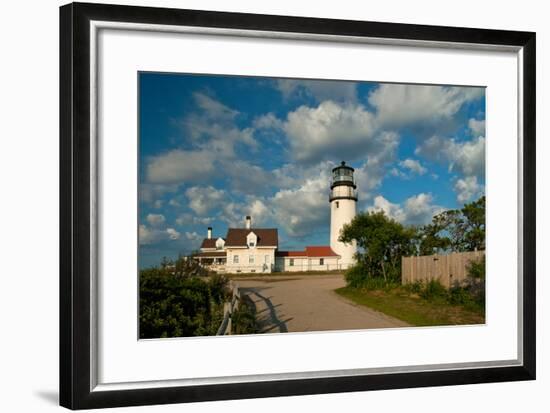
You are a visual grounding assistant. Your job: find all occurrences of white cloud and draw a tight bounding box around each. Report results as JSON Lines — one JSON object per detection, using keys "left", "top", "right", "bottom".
{"left": 468, "top": 118, "right": 486, "bottom": 137}
{"left": 368, "top": 195, "right": 406, "bottom": 223}
{"left": 415, "top": 135, "right": 485, "bottom": 177}
{"left": 399, "top": 158, "right": 427, "bottom": 175}
{"left": 369, "top": 84, "right": 483, "bottom": 127}
{"left": 182, "top": 93, "right": 257, "bottom": 157}
{"left": 367, "top": 193, "right": 445, "bottom": 226}
{"left": 283, "top": 101, "right": 381, "bottom": 164}
{"left": 184, "top": 231, "right": 200, "bottom": 241}
{"left": 247, "top": 199, "right": 272, "bottom": 226}
{"left": 146, "top": 213, "right": 165, "bottom": 227}
{"left": 221, "top": 160, "right": 274, "bottom": 195}
{"left": 175, "top": 213, "right": 214, "bottom": 226}
{"left": 140, "top": 183, "right": 179, "bottom": 204}
{"left": 145, "top": 149, "right": 215, "bottom": 184}
{"left": 185, "top": 186, "right": 226, "bottom": 216}
{"left": 353, "top": 132, "right": 400, "bottom": 199}
{"left": 168, "top": 199, "right": 180, "bottom": 207}
{"left": 139, "top": 225, "right": 181, "bottom": 245}
{"left": 274, "top": 79, "right": 357, "bottom": 103}
{"left": 166, "top": 228, "right": 181, "bottom": 240}
{"left": 253, "top": 112, "right": 284, "bottom": 130}
{"left": 192, "top": 92, "right": 238, "bottom": 121}
{"left": 271, "top": 173, "right": 330, "bottom": 237}
{"left": 144, "top": 94, "right": 258, "bottom": 193}
{"left": 454, "top": 176, "right": 483, "bottom": 204}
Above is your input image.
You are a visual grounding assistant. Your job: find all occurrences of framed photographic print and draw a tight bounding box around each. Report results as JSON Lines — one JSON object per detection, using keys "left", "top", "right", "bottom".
{"left": 60, "top": 2, "right": 536, "bottom": 410}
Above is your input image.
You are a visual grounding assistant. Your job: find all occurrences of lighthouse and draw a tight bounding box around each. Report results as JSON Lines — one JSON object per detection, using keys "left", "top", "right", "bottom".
{"left": 329, "top": 161, "right": 358, "bottom": 268}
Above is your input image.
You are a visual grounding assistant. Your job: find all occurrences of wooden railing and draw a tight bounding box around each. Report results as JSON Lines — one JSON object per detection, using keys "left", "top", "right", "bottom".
{"left": 216, "top": 281, "right": 240, "bottom": 335}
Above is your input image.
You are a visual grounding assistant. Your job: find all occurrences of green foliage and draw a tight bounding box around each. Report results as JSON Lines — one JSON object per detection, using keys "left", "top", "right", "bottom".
{"left": 139, "top": 265, "right": 229, "bottom": 338}
{"left": 418, "top": 196, "right": 485, "bottom": 254}
{"left": 465, "top": 256, "right": 486, "bottom": 307}
{"left": 173, "top": 254, "right": 211, "bottom": 278}
{"left": 448, "top": 284, "right": 474, "bottom": 306}
{"left": 231, "top": 295, "right": 258, "bottom": 335}
{"left": 467, "top": 255, "right": 486, "bottom": 279}
{"left": 344, "top": 264, "right": 369, "bottom": 288}
{"left": 344, "top": 264, "right": 400, "bottom": 290}
{"left": 404, "top": 281, "right": 423, "bottom": 295}
{"left": 400, "top": 257, "right": 485, "bottom": 310}
{"left": 340, "top": 211, "right": 416, "bottom": 283}
{"left": 419, "top": 279, "right": 448, "bottom": 301}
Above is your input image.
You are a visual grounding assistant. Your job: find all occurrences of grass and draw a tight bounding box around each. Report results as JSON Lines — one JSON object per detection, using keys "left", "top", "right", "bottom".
{"left": 335, "top": 286, "right": 485, "bottom": 327}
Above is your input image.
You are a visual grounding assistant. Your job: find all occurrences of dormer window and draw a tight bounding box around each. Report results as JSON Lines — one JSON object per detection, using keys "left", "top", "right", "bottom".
{"left": 246, "top": 231, "right": 257, "bottom": 248}
{"left": 215, "top": 237, "right": 225, "bottom": 250}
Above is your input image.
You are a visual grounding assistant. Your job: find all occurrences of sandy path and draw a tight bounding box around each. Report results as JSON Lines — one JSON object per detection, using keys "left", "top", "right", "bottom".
{"left": 235, "top": 274, "right": 409, "bottom": 333}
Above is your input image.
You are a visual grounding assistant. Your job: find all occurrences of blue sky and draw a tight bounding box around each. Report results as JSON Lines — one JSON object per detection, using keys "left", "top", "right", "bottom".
{"left": 138, "top": 73, "right": 485, "bottom": 268}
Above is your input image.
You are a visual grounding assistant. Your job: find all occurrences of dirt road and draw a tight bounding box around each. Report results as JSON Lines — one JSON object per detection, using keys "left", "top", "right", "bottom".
{"left": 235, "top": 274, "right": 409, "bottom": 333}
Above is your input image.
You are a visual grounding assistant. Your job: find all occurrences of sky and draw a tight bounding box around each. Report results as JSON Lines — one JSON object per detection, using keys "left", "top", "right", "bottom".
{"left": 138, "top": 73, "right": 485, "bottom": 268}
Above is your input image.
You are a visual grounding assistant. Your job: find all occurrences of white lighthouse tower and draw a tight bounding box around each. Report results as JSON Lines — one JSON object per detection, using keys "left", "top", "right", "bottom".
{"left": 329, "top": 161, "right": 358, "bottom": 268}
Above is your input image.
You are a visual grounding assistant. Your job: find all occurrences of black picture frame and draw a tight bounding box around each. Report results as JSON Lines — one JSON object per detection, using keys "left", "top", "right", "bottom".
{"left": 60, "top": 2, "right": 536, "bottom": 410}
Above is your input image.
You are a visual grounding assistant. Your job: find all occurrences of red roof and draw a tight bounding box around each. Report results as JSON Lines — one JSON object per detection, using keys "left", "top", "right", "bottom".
{"left": 276, "top": 250, "right": 306, "bottom": 257}
{"left": 225, "top": 228, "right": 278, "bottom": 248}
{"left": 200, "top": 238, "right": 217, "bottom": 249}
{"left": 276, "top": 246, "right": 340, "bottom": 258}
{"left": 305, "top": 246, "right": 340, "bottom": 257}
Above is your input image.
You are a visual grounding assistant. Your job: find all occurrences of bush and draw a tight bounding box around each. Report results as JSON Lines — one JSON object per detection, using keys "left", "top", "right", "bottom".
{"left": 466, "top": 255, "right": 485, "bottom": 279}
{"left": 419, "top": 279, "right": 448, "bottom": 301}
{"left": 344, "top": 264, "right": 370, "bottom": 288}
{"left": 139, "top": 269, "right": 229, "bottom": 338}
{"left": 232, "top": 295, "right": 258, "bottom": 335}
{"left": 403, "top": 281, "right": 423, "bottom": 295}
{"left": 448, "top": 284, "right": 474, "bottom": 305}
{"left": 465, "top": 256, "right": 486, "bottom": 308}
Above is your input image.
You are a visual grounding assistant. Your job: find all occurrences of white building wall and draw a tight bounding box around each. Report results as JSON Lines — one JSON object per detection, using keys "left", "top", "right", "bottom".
{"left": 330, "top": 197, "right": 357, "bottom": 268}
{"left": 225, "top": 247, "right": 276, "bottom": 273}
{"left": 275, "top": 256, "right": 341, "bottom": 272}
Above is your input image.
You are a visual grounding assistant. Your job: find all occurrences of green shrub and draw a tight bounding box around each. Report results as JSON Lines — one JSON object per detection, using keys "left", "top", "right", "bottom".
{"left": 404, "top": 281, "right": 423, "bottom": 294}
{"left": 448, "top": 285, "right": 473, "bottom": 305}
{"left": 420, "top": 279, "right": 448, "bottom": 301}
{"left": 344, "top": 264, "right": 398, "bottom": 290}
{"left": 467, "top": 255, "right": 486, "bottom": 279}
{"left": 139, "top": 269, "right": 228, "bottom": 338}
{"left": 344, "top": 264, "right": 370, "bottom": 288}
{"left": 232, "top": 295, "right": 258, "bottom": 335}
{"left": 465, "top": 256, "right": 486, "bottom": 308}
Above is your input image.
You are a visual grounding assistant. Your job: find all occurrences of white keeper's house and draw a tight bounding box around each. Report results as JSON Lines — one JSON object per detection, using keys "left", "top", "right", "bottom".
{"left": 193, "top": 162, "right": 358, "bottom": 273}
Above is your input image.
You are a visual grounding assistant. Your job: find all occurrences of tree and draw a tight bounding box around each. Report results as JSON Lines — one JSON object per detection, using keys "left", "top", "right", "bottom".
{"left": 418, "top": 195, "right": 485, "bottom": 254}
{"left": 339, "top": 211, "right": 416, "bottom": 282}
{"left": 461, "top": 196, "right": 485, "bottom": 251}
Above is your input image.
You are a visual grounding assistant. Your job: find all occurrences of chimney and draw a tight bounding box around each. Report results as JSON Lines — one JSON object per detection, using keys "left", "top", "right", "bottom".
{"left": 245, "top": 216, "right": 251, "bottom": 229}
{"left": 207, "top": 227, "right": 212, "bottom": 239}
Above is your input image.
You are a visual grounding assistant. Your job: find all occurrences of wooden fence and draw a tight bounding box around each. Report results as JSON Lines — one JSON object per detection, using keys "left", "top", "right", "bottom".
{"left": 401, "top": 251, "right": 485, "bottom": 288}
{"left": 216, "top": 281, "right": 240, "bottom": 335}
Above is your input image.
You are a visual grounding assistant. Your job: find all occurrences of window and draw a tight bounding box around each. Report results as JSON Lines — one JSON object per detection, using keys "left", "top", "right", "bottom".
{"left": 249, "top": 241, "right": 255, "bottom": 247}
{"left": 320, "top": 258, "right": 324, "bottom": 266}
{"left": 264, "top": 255, "right": 269, "bottom": 264}
{"left": 289, "top": 258, "right": 294, "bottom": 266}
{"left": 233, "top": 255, "right": 239, "bottom": 264}
{"left": 249, "top": 255, "right": 254, "bottom": 264}
{"left": 336, "top": 201, "right": 339, "bottom": 208}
